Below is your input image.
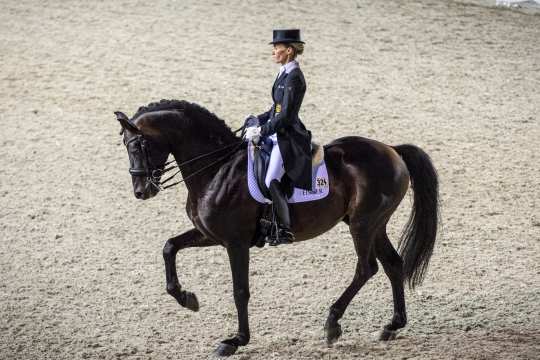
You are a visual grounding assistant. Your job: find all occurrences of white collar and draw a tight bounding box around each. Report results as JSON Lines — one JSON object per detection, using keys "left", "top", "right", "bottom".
{"left": 278, "top": 60, "right": 299, "bottom": 77}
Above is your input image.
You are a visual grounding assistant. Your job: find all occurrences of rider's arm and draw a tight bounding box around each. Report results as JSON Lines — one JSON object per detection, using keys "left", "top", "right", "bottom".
{"left": 257, "top": 108, "right": 271, "bottom": 124}
{"left": 260, "top": 71, "right": 305, "bottom": 137}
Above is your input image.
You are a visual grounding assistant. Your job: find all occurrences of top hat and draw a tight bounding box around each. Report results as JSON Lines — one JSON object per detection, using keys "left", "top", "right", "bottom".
{"left": 269, "top": 29, "right": 305, "bottom": 44}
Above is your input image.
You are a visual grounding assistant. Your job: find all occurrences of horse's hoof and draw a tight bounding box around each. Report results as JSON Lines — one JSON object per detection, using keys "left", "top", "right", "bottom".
{"left": 379, "top": 328, "right": 397, "bottom": 341}
{"left": 214, "top": 342, "right": 238, "bottom": 357}
{"left": 325, "top": 324, "right": 342, "bottom": 347}
{"left": 182, "top": 291, "right": 199, "bottom": 312}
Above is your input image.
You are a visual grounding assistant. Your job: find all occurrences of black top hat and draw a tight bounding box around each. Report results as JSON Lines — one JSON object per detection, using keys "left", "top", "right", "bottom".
{"left": 269, "top": 29, "right": 305, "bottom": 44}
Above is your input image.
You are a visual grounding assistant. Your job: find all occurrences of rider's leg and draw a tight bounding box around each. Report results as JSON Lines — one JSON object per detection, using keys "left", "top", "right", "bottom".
{"left": 265, "top": 138, "right": 294, "bottom": 243}
{"left": 268, "top": 179, "right": 292, "bottom": 232}
{"left": 264, "top": 135, "right": 285, "bottom": 189}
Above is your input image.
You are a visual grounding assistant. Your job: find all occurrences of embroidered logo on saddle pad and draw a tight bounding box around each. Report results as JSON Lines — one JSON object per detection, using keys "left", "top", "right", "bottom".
{"left": 247, "top": 142, "right": 330, "bottom": 204}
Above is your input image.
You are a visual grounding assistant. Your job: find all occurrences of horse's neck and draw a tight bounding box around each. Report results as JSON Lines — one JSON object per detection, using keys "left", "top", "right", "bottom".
{"left": 170, "top": 127, "right": 237, "bottom": 198}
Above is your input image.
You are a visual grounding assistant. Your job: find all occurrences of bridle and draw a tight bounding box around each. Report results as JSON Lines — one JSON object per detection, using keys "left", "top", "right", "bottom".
{"left": 124, "top": 125, "right": 246, "bottom": 191}
{"left": 125, "top": 134, "right": 169, "bottom": 190}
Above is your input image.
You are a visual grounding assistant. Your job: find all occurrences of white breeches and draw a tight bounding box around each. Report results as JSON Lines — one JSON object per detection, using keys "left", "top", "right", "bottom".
{"left": 265, "top": 134, "right": 285, "bottom": 188}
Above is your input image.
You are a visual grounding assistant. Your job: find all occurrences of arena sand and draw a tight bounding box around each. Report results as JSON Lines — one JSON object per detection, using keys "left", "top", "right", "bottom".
{"left": 1, "top": 0, "right": 539, "bottom": 359}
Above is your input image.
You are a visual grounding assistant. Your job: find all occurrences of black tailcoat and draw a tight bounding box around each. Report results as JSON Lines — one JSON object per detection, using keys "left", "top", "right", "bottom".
{"left": 258, "top": 67, "right": 312, "bottom": 190}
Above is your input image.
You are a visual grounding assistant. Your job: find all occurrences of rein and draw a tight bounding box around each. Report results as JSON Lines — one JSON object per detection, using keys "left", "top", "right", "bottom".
{"left": 128, "top": 125, "right": 246, "bottom": 191}
{"left": 159, "top": 140, "right": 244, "bottom": 189}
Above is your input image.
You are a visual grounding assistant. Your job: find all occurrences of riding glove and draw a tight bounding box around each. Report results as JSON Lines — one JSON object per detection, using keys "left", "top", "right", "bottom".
{"left": 243, "top": 126, "right": 261, "bottom": 144}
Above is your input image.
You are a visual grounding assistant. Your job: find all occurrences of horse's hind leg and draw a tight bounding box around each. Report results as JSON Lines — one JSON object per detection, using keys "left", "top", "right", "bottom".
{"left": 325, "top": 215, "right": 379, "bottom": 346}
{"left": 375, "top": 230, "right": 407, "bottom": 340}
{"left": 163, "top": 228, "right": 219, "bottom": 311}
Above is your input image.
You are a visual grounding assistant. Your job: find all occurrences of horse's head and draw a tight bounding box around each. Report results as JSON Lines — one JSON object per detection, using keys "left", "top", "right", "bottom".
{"left": 115, "top": 111, "right": 170, "bottom": 200}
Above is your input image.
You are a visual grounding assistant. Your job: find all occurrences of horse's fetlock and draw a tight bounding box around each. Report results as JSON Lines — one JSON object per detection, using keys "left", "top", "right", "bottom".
{"left": 394, "top": 313, "right": 407, "bottom": 327}
{"left": 237, "top": 332, "right": 250, "bottom": 345}
{"left": 327, "top": 307, "right": 342, "bottom": 324}
{"left": 166, "top": 282, "right": 180, "bottom": 295}
{"left": 388, "top": 313, "right": 407, "bottom": 330}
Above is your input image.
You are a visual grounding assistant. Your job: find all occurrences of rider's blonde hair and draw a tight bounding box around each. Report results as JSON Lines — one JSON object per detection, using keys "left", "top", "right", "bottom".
{"left": 289, "top": 42, "right": 304, "bottom": 58}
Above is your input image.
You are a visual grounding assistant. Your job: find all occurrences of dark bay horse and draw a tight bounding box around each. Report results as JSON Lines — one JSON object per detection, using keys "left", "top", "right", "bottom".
{"left": 114, "top": 99, "right": 439, "bottom": 357}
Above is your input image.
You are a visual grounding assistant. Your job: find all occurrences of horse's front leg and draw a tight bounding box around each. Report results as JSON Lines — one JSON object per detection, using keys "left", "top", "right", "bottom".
{"left": 215, "top": 244, "right": 250, "bottom": 357}
{"left": 163, "top": 228, "right": 218, "bottom": 311}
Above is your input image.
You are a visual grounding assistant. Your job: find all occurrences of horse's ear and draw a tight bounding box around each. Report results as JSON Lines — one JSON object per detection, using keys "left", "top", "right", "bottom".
{"left": 115, "top": 111, "right": 140, "bottom": 134}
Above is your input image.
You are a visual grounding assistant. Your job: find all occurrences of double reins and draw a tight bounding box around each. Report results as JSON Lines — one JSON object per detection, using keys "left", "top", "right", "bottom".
{"left": 145, "top": 125, "right": 246, "bottom": 190}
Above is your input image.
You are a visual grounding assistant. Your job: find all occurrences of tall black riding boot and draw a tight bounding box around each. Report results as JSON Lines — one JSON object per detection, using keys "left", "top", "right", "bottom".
{"left": 268, "top": 179, "right": 295, "bottom": 245}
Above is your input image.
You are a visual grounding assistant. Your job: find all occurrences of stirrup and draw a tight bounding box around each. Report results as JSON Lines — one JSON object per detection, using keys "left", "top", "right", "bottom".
{"left": 267, "top": 227, "right": 295, "bottom": 246}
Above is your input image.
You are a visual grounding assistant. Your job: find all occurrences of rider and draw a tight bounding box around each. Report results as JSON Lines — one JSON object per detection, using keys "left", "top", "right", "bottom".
{"left": 244, "top": 29, "right": 312, "bottom": 244}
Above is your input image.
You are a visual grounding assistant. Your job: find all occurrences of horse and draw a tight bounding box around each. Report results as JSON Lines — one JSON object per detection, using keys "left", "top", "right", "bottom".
{"left": 114, "top": 99, "right": 439, "bottom": 357}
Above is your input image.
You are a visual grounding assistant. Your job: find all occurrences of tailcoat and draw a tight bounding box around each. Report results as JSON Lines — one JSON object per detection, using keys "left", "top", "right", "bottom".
{"left": 258, "top": 67, "right": 312, "bottom": 190}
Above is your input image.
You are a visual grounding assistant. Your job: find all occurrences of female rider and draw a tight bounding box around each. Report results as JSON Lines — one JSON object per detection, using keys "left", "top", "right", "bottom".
{"left": 244, "top": 29, "right": 312, "bottom": 245}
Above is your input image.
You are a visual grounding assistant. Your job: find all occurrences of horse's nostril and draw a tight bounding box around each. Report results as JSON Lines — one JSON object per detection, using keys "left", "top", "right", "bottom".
{"left": 135, "top": 191, "right": 144, "bottom": 198}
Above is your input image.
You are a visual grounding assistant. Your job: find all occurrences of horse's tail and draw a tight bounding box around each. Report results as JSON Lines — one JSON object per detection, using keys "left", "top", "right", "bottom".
{"left": 393, "top": 144, "right": 440, "bottom": 289}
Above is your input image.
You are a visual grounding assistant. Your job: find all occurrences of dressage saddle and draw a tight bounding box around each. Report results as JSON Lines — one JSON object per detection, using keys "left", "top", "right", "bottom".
{"left": 253, "top": 139, "right": 323, "bottom": 200}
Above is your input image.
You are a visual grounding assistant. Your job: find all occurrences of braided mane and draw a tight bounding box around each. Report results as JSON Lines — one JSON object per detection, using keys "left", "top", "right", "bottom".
{"left": 132, "top": 99, "right": 236, "bottom": 140}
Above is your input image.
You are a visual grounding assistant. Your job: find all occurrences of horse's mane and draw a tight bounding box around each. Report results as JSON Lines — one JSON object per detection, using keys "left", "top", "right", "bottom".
{"left": 132, "top": 99, "right": 236, "bottom": 140}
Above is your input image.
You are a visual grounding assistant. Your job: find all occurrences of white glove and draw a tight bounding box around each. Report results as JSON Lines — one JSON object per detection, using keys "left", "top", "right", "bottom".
{"left": 243, "top": 126, "right": 261, "bottom": 143}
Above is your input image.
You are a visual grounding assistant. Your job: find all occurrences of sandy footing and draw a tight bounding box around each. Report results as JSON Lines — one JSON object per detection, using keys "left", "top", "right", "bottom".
{"left": 1, "top": 1, "right": 539, "bottom": 359}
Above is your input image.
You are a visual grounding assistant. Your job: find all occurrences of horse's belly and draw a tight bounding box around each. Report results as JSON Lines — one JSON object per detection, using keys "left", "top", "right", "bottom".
{"left": 289, "top": 187, "right": 348, "bottom": 241}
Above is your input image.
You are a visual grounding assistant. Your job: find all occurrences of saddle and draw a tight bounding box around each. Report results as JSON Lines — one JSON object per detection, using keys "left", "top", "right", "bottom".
{"left": 253, "top": 140, "right": 324, "bottom": 199}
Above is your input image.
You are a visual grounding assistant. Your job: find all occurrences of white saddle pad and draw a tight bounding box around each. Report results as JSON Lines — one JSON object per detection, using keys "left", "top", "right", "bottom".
{"left": 247, "top": 142, "right": 330, "bottom": 204}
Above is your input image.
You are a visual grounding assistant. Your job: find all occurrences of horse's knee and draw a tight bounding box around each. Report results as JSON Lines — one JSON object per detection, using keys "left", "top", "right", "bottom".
{"left": 233, "top": 288, "right": 250, "bottom": 304}
{"left": 162, "top": 239, "right": 176, "bottom": 258}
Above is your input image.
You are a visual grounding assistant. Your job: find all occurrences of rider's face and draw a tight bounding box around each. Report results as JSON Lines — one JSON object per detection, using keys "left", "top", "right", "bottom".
{"left": 272, "top": 44, "right": 292, "bottom": 65}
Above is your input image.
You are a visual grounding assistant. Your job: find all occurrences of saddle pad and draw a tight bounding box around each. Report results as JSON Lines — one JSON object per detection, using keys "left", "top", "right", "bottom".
{"left": 247, "top": 143, "right": 330, "bottom": 204}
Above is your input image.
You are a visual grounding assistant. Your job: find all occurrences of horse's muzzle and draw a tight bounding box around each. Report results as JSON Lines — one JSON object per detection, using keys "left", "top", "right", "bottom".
{"left": 133, "top": 179, "right": 159, "bottom": 200}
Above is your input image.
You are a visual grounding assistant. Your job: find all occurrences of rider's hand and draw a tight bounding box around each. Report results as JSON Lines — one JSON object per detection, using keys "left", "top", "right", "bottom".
{"left": 244, "top": 114, "right": 259, "bottom": 128}
{"left": 243, "top": 126, "right": 261, "bottom": 144}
